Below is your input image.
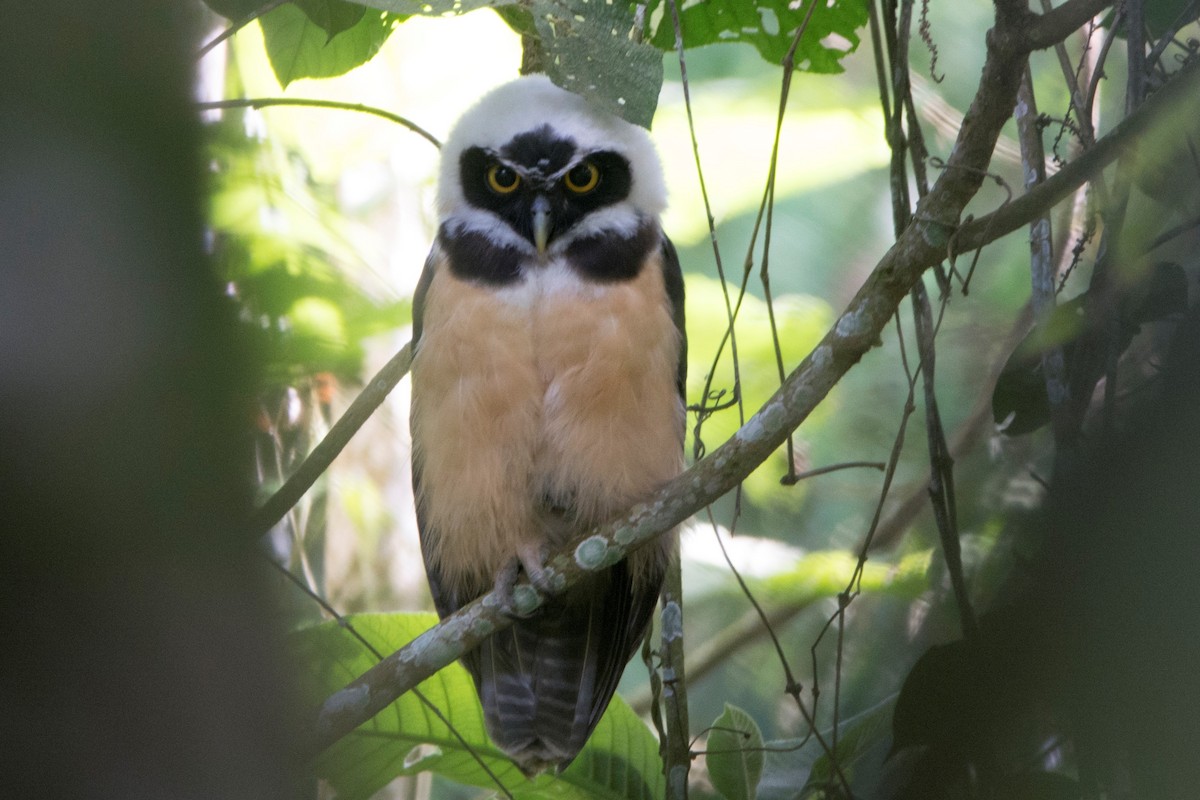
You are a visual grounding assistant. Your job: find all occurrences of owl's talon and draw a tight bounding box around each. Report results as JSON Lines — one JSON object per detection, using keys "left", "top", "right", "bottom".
{"left": 492, "top": 558, "right": 536, "bottom": 618}
{"left": 492, "top": 544, "right": 565, "bottom": 618}
{"left": 518, "top": 542, "right": 564, "bottom": 598}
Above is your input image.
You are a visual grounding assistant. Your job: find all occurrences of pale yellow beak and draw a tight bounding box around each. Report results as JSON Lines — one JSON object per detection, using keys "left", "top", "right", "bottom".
{"left": 531, "top": 195, "right": 552, "bottom": 255}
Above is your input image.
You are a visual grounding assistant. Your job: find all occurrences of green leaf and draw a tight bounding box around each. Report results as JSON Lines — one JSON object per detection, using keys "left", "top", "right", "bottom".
{"left": 298, "top": 612, "right": 665, "bottom": 799}
{"left": 492, "top": 3, "right": 537, "bottom": 39}
{"left": 800, "top": 700, "right": 892, "bottom": 797}
{"left": 294, "top": 0, "right": 368, "bottom": 39}
{"left": 261, "top": 2, "right": 397, "bottom": 87}
{"left": 532, "top": 0, "right": 665, "bottom": 128}
{"left": 201, "top": 0, "right": 264, "bottom": 20}
{"left": 648, "top": 0, "right": 866, "bottom": 74}
{"left": 343, "top": 0, "right": 664, "bottom": 127}
{"left": 755, "top": 700, "right": 893, "bottom": 799}
{"left": 349, "top": 0, "right": 502, "bottom": 14}
{"left": 707, "top": 703, "right": 764, "bottom": 800}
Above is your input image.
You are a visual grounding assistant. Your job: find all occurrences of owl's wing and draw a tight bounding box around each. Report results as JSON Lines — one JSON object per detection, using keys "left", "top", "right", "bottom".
{"left": 411, "top": 244, "right": 437, "bottom": 348}
{"left": 410, "top": 244, "right": 466, "bottom": 619}
{"left": 660, "top": 233, "right": 688, "bottom": 401}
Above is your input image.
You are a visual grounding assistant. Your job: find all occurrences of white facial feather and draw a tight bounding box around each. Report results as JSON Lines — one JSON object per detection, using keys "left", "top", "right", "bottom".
{"left": 437, "top": 75, "right": 667, "bottom": 223}
{"left": 442, "top": 207, "right": 532, "bottom": 252}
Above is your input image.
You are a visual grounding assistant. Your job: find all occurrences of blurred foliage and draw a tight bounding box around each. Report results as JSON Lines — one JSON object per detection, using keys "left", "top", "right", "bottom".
{"left": 685, "top": 275, "right": 835, "bottom": 510}
{"left": 205, "top": 77, "right": 411, "bottom": 605}
{"left": 299, "top": 613, "right": 665, "bottom": 799}
{"left": 203, "top": 0, "right": 864, "bottom": 126}
{"left": 206, "top": 105, "right": 410, "bottom": 384}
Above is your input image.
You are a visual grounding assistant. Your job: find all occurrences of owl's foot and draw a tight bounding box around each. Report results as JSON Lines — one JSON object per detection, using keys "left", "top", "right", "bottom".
{"left": 492, "top": 543, "right": 565, "bottom": 618}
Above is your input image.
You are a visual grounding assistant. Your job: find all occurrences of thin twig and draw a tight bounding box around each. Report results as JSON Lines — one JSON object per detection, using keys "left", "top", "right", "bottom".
{"left": 1017, "top": 64, "right": 1074, "bottom": 448}
{"left": 791, "top": 461, "right": 887, "bottom": 480}
{"left": 757, "top": 1, "right": 819, "bottom": 486}
{"left": 664, "top": 5, "right": 704, "bottom": 792}
{"left": 668, "top": 0, "right": 744, "bottom": 463}
{"left": 875, "top": 0, "right": 974, "bottom": 642}
{"left": 197, "top": 0, "right": 290, "bottom": 59}
{"left": 1085, "top": 15, "right": 1121, "bottom": 130}
{"left": 912, "top": 281, "right": 977, "bottom": 637}
{"left": 197, "top": 98, "right": 441, "bottom": 149}
{"left": 251, "top": 343, "right": 413, "bottom": 538}
{"left": 1039, "top": 0, "right": 1098, "bottom": 146}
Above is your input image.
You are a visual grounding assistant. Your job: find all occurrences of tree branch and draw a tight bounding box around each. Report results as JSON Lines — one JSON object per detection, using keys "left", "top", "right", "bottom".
{"left": 197, "top": 98, "right": 442, "bottom": 149}
{"left": 1026, "top": 0, "right": 1114, "bottom": 51}
{"left": 250, "top": 343, "right": 413, "bottom": 537}
{"left": 955, "top": 53, "right": 1200, "bottom": 252}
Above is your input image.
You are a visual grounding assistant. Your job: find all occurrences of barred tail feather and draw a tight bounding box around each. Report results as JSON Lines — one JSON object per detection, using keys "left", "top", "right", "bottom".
{"left": 469, "top": 560, "right": 662, "bottom": 774}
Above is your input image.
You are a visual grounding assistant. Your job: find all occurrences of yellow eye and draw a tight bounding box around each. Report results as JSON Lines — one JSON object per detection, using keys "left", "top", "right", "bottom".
{"left": 486, "top": 164, "right": 520, "bottom": 194}
{"left": 564, "top": 161, "right": 600, "bottom": 194}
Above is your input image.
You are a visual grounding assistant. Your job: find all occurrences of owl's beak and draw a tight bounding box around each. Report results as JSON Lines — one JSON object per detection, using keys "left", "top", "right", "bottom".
{"left": 531, "top": 194, "right": 552, "bottom": 255}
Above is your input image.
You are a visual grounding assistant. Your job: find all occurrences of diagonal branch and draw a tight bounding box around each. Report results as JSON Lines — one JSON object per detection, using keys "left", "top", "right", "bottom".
{"left": 1026, "top": 0, "right": 1115, "bottom": 51}
{"left": 955, "top": 53, "right": 1200, "bottom": 252}
{"left": 197, "top": 98, "right": 442, "bottom": 149}
{"left": 251, "top": 343, "right": 413, "bottom": 537}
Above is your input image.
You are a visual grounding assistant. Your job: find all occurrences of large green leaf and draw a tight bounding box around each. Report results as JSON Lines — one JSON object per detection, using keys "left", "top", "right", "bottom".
{"left": 294, "top": 0, "right": 368, "bottom": 38}
{"left": 203, "top": 0, "right": 267, "bottom": 20}
{"left": 350, "top": 0, "right": 500, "bottom": 13}
{"left": 532, "top": 0, "right": 664, "bottom": 128}
{"left": 648, "top": 0, "right": 865, "bottom": 74}
{"left": 298, "top": 612, "right": 665, "bottom": 799}
{"left": 261, "top": 2, "right": 398, "bottom": 87}
{"left": 348, "top": 0, "right": 663, "bottom": 127}
{"left": 707, "top": 704, "right": 765, "bottom": 800}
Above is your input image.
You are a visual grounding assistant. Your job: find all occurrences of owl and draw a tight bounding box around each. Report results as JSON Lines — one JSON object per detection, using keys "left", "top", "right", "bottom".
{"left": 410, "top": 75, "right": 685, "bottom": 774}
